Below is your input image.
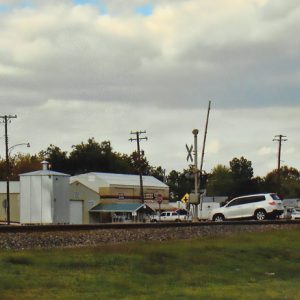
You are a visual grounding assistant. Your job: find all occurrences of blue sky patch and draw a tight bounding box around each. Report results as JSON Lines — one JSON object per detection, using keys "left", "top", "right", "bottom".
{"left": 0, "top": 0, "right": 33, "bottom": 12}
{"left": 20, "top": 0, "right": 33, "bottom": 9}
{"left": 0, "top": 4, "right": 11, "bottom": 13}
{"left": 73, "top": 0, "right": 106, "bottom": 14}
{"left": 74, "top": 0, "right": 96, "bottom": 4}
{"left": 136, "top": 3, "right": 153, "bottom": 16}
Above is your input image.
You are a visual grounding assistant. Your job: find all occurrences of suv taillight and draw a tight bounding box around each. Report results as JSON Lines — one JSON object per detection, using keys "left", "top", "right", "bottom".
{"left": 268, "top": 201, "right": 276, "bottom": 206}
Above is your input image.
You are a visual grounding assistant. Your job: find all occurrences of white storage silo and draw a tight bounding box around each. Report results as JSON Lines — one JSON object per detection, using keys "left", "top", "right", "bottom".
{"left": 20, "top": 161, "right": 70, "bottom": 224}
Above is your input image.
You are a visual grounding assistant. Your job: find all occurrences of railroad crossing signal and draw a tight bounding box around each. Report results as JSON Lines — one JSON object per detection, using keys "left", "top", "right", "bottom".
{"left": 186, "top": 144, "right": 193, "bottom": 162}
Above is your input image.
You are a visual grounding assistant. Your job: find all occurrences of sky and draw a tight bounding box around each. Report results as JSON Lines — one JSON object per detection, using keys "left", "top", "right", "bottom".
{"left": 0, "top": 0, "right": 299, "bottom": 177}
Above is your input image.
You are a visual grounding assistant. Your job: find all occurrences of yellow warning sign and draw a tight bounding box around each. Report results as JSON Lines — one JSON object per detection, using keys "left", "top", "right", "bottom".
{"left": 181, "top": 193, "right": 189, "bottom": 203}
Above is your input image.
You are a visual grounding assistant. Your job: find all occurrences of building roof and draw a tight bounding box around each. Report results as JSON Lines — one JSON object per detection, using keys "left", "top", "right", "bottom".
{"left": 0, "top": 181, "right": 20, "bottom": 194}
{"left": 89, "top": 202, "right": 154, "bottom": 213}
{"left": 70, "top": 172, "right": 168, "bottom": 193}
{"left": 19, "top": 170, "right": 70, "bottom": 177}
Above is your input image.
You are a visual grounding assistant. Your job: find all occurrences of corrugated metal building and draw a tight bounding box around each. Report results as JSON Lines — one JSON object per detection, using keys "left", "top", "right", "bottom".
{"left": 70, "top": 172, "right": 169, "bottom": 224}
{"left": 20, "top": 161, "right": 70, "bottom": 224}
{"left": 0, "top": 181, "right": 20, "bottom": 223}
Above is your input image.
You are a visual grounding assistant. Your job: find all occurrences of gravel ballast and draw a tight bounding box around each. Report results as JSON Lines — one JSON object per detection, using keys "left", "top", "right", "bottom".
{"left": 0, "top": 223, "right": 299, "bottom": 250}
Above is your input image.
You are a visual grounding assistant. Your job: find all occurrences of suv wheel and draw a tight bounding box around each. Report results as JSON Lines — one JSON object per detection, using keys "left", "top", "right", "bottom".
{"left": 213, "top": 214, "right": 225, "bottom": 222}
{"left": 255, "top": 209, "right": 266, "bottom": 221}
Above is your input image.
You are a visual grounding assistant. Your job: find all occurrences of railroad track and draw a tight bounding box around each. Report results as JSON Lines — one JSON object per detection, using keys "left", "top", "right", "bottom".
{"left": 0, "top": 219, "right": 299, "bottom": 233}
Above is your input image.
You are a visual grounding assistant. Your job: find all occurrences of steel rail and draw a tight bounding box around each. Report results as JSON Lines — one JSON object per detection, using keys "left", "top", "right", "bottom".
{"left": 0, "top": 220, "right": 299, "bottom": 233}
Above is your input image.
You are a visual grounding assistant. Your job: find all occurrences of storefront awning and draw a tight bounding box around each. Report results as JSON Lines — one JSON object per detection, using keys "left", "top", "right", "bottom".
{"left": 89, "top": 203, "right": 154, "bottom": 213}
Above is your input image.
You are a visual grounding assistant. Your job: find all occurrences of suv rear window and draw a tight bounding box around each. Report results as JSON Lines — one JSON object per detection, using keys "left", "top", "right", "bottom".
{"left": 247, "top": 196, "right": 266, "bottom": 203}
{"left": 270, "top": 194, "right": 281, "bottom": 200}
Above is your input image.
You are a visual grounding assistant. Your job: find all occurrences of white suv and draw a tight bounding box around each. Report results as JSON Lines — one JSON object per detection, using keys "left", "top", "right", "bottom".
{"left": 210, "top": 193, "right": 283, "bottom": 221}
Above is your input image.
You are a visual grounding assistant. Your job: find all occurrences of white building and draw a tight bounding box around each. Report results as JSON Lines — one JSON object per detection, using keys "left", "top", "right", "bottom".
{"left": 20, "top": 161, "right": 70, "bottom": 224}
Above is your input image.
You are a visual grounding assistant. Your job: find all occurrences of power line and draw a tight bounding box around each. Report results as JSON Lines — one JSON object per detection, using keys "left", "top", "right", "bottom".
{"left": 129, "top": 131, "right": 147, "bottom": 203}
{"left": 0, "top": 114, "right": 17, "bottom": 225}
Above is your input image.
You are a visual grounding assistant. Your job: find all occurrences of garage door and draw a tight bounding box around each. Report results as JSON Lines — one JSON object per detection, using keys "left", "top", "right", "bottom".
{"left": 70, "top": 200, "right": 83, "bottom": 224}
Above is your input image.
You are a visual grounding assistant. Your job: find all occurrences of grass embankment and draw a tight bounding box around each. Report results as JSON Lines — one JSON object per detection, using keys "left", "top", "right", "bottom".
{"left": 0, "top": 229, "right": 299, "bottom": 300}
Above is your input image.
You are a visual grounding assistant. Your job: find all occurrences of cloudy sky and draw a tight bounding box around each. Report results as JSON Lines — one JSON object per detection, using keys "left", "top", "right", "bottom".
{"left": 0, "top": 0, "right": 299, "bottom": 176}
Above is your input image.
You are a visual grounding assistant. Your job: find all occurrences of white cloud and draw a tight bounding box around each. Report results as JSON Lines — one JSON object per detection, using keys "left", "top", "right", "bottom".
{"left": 0, "top": 0, "right": 300, "bottom": 177}
{"left": 285, "top": 147, "right": 295, "bottom": 154}
{"left": 258, "top": 147, "right": 274, "bottom": 156}
{"left": 207, "top": 139, "right": 220, "bottom": 155}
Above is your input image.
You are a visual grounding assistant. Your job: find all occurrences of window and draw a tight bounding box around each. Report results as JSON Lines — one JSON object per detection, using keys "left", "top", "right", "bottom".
{"left": 227, "top": 199, "right": 242, "bottom": 207}
{"left": 239, "top": 196, "right": 265, "bottom": 204}
{"left": 246, "top": 196, "right": 265, "bottom": 203}
{"left": 270, "top": 194, "right": 281, "bottom": 201}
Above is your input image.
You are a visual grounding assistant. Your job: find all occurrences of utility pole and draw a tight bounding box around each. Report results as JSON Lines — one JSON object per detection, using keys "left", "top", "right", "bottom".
{"left": 273, "top": 134, "right": 287, "bottom": 194}
{"left": 129, "top": 131, "right": 148, "bottom": 203}
{"left": 0, "top": 114, "right": 17, "bottom": 225}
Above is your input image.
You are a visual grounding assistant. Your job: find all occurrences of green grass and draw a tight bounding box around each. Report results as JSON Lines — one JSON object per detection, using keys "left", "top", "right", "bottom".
{"left": 0, "top": 229, "right": 299, "bottom": 300}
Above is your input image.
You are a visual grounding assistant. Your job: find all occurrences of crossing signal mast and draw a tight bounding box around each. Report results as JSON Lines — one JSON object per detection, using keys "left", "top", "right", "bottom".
{"left": 185, "top": 101, "right": 211, "bottom": 221}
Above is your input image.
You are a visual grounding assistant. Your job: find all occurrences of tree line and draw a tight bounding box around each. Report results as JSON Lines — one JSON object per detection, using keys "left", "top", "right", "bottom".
{"left": 1, "top": 138, "right": 299, "bottom": 200}
{"left": 0, "top": 138, "right": 165, "bottom": 181}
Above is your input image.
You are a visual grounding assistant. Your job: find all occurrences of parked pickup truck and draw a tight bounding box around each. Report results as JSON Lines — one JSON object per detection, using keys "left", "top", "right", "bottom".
{"left": 151, "top": 210, "right": 191, "bottom": 222}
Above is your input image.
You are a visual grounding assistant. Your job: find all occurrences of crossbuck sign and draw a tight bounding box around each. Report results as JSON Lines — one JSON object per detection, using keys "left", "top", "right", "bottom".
{"left": 186, "top": 144, "right": 193, "bottom": 162}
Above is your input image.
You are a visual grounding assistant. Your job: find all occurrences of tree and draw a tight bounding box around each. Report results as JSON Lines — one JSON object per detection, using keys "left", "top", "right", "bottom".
{"left": 250, "top": 176, "right": 265, "bottom": 194}
{"left": 230, "top": 156, "right": 253, "bottom": 181}
{"left": 229, "top": 156, "right": 254, "bottom": 196}
{"left": 129, "top": 151, "right": 150, "bottom": 175}
{"left": 43, "top": 144, "right": 69, "bottom": 173}
{"left": 206, "top": 164, "right": 234, "bottom": 197}
{"left": 68, "top": 138, "right": 114, "bottom": 174}
{"left": 265, "top": 166, "right": 300, "bottom": 198}
{"left": 149, "top": 166, "right": 165, "bottom": 182}
{"left": 0, "top": 153, "right": 43, "bottom": 181}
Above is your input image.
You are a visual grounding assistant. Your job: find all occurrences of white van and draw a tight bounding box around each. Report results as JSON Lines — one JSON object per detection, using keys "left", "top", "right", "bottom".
{"left": 209, "top": 193, "right": 283, "bottom": 221}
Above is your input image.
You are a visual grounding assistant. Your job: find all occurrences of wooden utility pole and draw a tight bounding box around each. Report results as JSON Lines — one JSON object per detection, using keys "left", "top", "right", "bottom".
{"left": 273, "top": 134, "right": 287, "bottom": 193}
{"left": 0, "top": 114, "right": 17, "bottom": 225}
{"left": 129, "top": 131, "right": 147, "bottom": 203}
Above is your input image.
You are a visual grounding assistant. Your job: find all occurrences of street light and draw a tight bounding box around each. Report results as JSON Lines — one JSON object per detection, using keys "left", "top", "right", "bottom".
{"left": 8, "top": 143, "right": 30, "bottom": 155}
{"left": 5, "top": 142, "right": 30, "bottom": 225}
